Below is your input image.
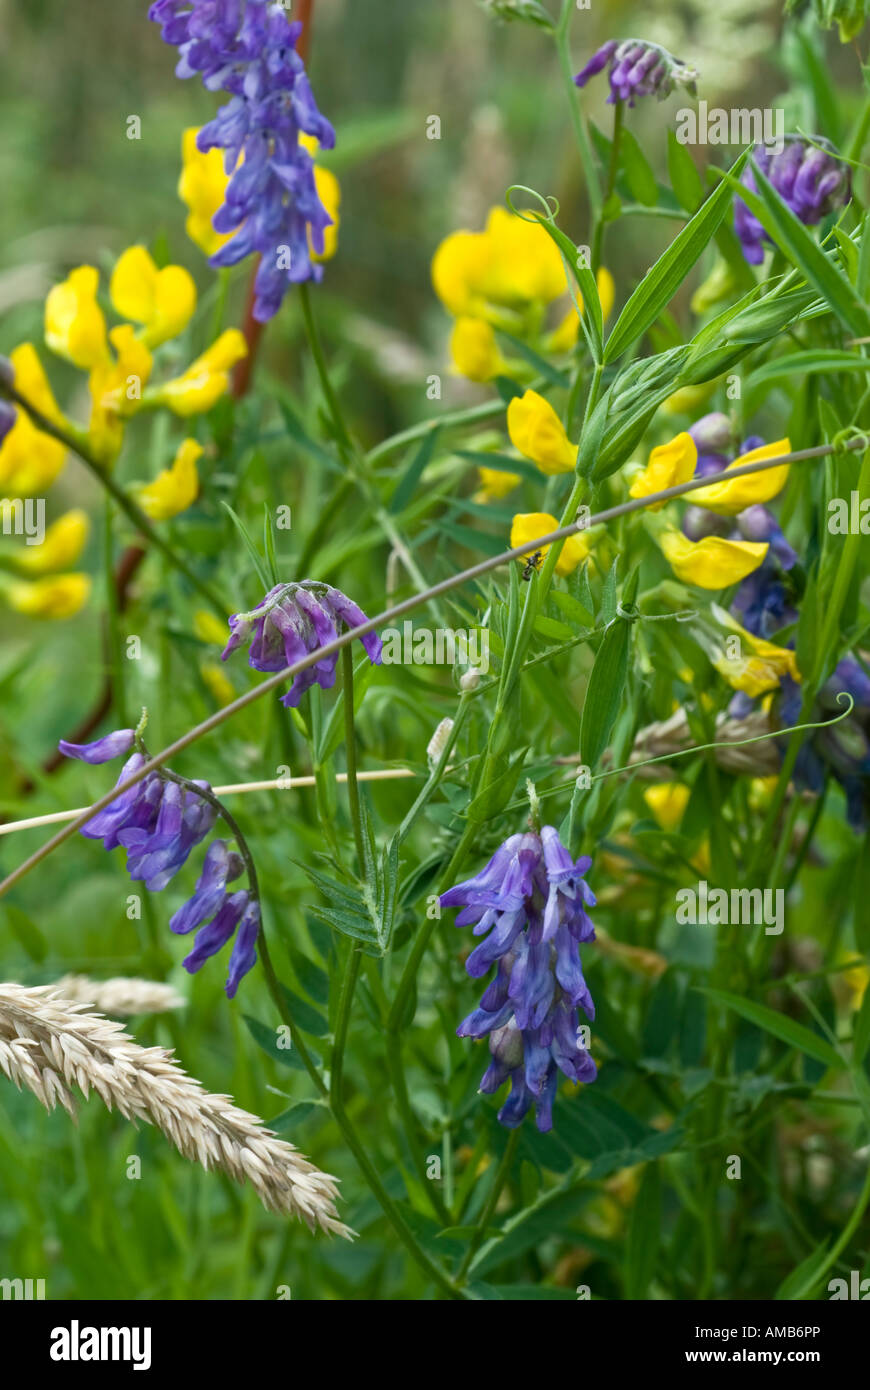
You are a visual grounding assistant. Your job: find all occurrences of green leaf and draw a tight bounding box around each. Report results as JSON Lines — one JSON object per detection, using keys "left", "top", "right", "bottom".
{"left": 263, "top": 503, "right": 280, "bottom": 587}
{"left": 774, "top": 1239, "right": 833, "bottom": 1301}
{"left": 278, "top": 984, "right": 329, "bottom": 1037}
{"left": 620, "top": 127, "right": 659, "bottom": 206}
{"left": 746, "top": 348, "right": 870, "bottom": 393}
{"left": 580, "top": 606, "right": 637, "bottom": 769}
{"left": 243, "top": 1014, "right": 309, "bottom": 1071}
{"left": 3, "top": 904, "right": 47, "bottom": 963}
{"left": 699, "top": 988, "right": 845, "bottom": 1071}
{"left": 603, "top": 152, "right": 746, "bottom": 363}
{"left": 852, "top": 977, "right": 870, "bottom": 1064}
{"left": 667, "top": 130, "right": 704, "bottom": 212}
{"left": 624, "top": 1162, "right": 662, "bottom": 1298}
{"left": 389, "top": 426, "right": 441, "bottom": 514}
{"left": 529, "top": 212, "right": 603, "bottom": 361}
{"left": 733, "top": 160, "right": 870, "bottom": 339}
{"left": 220, "top": 501, "right": 271, "bottom": 590}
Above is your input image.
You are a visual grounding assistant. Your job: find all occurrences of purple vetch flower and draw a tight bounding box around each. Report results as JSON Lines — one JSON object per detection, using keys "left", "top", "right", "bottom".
{"left": 778, "top": 660, "right": 870, "bottom": 832}
{"left": 59, "top": 728, "right": 260, "bottom": 996}
{"left": 575, "top": 39, "right": 698, "bottom": 107}
{"left": 689, "top": 413, "right": 734, "bottom": 478}
{"left": 441, "top": 827, "right": 597, "bottom": 1133}
{"left": 148, "top": 0, "right": 335, "bottom": 319}
{"left": 735, "top": 136, "right": 851, "bottom": 265}
{"left": 222, "top": 579, "right": 382, "bottom": 707}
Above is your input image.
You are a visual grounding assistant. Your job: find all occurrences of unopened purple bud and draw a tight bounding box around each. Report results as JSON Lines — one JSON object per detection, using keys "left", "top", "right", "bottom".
{"left": 689, "top": 413, "right": 733, "bottom": 454}
{"left": 59, "top": 729, "right": 137, "bottom": 764}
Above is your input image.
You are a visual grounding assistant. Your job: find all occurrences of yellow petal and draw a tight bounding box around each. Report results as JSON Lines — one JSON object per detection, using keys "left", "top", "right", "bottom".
{"left": 110, "top": 247, "right": 197, "bottom": 348}
{"left": 450, "top": 317, "right": 502, "bottom": 382}
{"left": 643, "top": 782, "right": 690, "bottom": 831}
{"left": 201, "top": 661, "right": 237, "bottom": 707}
{"left": 474, "top": 466, "right": 520, "bottom": 502}
{"left": 431, "top": 228, "right": 491, "bottom": 317}
{"left": 507, "top": 389, "right": 575, "bottom": 474}
{"left": 660, "top": 531, "right": 768, "bottom": 588}
{"left": 193, "top": 608, "right": 231, "bottom": 645}
{"left": 690, "top": 439, "right": 791, "bottom": 516}
{"left": 87, "top": 325, "right": 154, "bottom": 466}
{"left": 137, "top": 439, "right": 202, "bottom": 520}
{"left": 511, "top": 511, "right": 588, "bottom": 577}
{"left": 12, "top": 510, "right": 90, "bottom": 575}
{"left": 0, "top": 345, "right": 67, "bottom": 494}
{"left": 6, "top": 573, "right": 91, "bottom": 618}
{"left": 178, "top": 128, "right": 236, "bottom": 257}
{"left": 154, "top": 329, "right": 248, "bottom": 416}
{"left": 711, "top": 610, "right": 801, "bottom": 696}
{"left": 629, "top": 432, "right": 697, "bottom": 509}
{"left": 44, "top": 266, "right": 108, "bottom": 369}
{"left": 311, "top": 165, "right": 340, "bottom": 263}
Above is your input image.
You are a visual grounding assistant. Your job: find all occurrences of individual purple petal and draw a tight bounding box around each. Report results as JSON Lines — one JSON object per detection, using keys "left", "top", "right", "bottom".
{"left": 59, "top": 729, "right": 136, "bottom": 764}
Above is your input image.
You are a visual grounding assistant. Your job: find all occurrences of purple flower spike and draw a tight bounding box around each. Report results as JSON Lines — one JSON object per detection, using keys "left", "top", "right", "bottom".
{"left": 149, "top": 0, "right": 335, "bottom": 319}
{"left": 58, "top": 729, "right": 136, "bottom": 764}
{"left": 59, "top": 726, "right": 260, "bottom": 997}
{"left": 442, "top": 825, "right": 597, "bottom": 1134}
{"left": 736, "top": 137, "right": 851, "bottom": 265}
{"left": 575, "top": 38, "right": 697, "bottom": 108}
{"left": 222, "top": 579, "right": 382, "bottom": 707}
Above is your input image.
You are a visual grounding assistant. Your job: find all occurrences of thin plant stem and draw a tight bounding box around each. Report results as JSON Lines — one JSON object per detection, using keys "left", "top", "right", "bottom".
{"left": 341, "top": 645, "right": 365, "bottom": 869}
{"left": 591, "top": 98, "right": 624, "bottom": 272}
{"left": 103, "top": 498, "right": 128, "bottom": 729}
{"left": 555, "top": 0, "right": 602, "bottom": 215}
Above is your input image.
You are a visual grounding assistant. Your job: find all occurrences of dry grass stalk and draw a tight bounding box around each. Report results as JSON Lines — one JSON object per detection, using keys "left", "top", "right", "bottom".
{"left": 53, "top": 974, "right": 186, "bottom": 1016}
{"left": 0, "top": 984, "right": 352, "bottom": 1238}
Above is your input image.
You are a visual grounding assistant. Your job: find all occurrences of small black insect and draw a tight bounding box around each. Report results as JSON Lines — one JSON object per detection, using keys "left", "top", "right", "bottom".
{"left": 522, "top": 551, "right": 543, "bottom": 581}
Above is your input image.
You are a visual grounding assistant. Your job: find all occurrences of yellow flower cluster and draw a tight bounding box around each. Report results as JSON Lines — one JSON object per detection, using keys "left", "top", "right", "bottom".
{"left": 432, "top": 206, "right": 615, "bottom": 384}
{"left": 627, "top": 430, "right": 792, "bottom": 589}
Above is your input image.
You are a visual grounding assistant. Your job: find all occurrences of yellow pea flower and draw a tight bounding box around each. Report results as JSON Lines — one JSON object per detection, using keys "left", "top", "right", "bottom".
{"left": 193, "top": 608, "right": 231, "bottom": 645}
{"left": 643, "top": 782, "right": 690, "bottom": 831}
{"left": 507, "top": 389, "right": 575, "bottom": 474}
{"left": 432, "top": 206, "right": 565, "bottom": 320}
{"left": 545, "top": 268, "right": 617, "bottom": 352}
{"left": 840, "top": 955, "right": 870, "bottom": 1010}
{"left": 109, "top": 246, "right": 197, "bottom": 348}
{"left": 629, "top": 432, "right": 697, "bottom": 509}
{"left": 44, "top": 266, "right": 108, "bottom": 369}
{"left": 474, "top": 466, "right": 520, "bottom": 503}
{"left": 660, "top": 530, "right": 768, "bottom": 589}
{"left": 710, "top": 609, "right": 801, "bottom": 697}
{"left": 179, "top": 128, "right": 236, "bottom": 257}
{"left": 11, "top": 510, "right": 89, "bottom": 575}
{"left": 149, "top": 329, "right": 248, "bottom": 416}
{"left": 450, "top": 317, "right": 504, "bottom": 382}
{"left": 0, "top": 345, "right": 67, "bottom": 495}
{"left": 690, "top": 438, "right": 791, "bottom": 516}
{"left": 136, "top": 439, "right": 202, "bottom": 520}
{"left": 6, "top": 573, "right": 91, "bottom": 619}
{"left": 88, "top": 325, "right": 154, "bottom": 465}
{"left": 510, "top": 511, "right": 588, "bottom": 577}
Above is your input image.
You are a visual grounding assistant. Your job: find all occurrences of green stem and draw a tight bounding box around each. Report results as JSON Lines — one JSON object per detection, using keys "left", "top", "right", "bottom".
{"left": 591, "top": 99, "right": 624, "bottom": 272}
{"left": 103, "top": 498, "right": 128, "bottom": 729}
{"left": 258, "top": 924, "right": 463, "bottom": 1297}
{"left": 341, "top": 645, "right": 365, "bottom": 869}
{"left": 456, "top": 1129, "right": 519, "bottom": 1283}
{"left": 555, "top": 0, "right": 602, "bottom": 216}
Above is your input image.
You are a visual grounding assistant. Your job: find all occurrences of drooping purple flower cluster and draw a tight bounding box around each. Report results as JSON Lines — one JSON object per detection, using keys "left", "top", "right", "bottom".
{"left": 59, "top": 728, "right": 260, "bottom": 997}
{"left": 574, "top": 39, "right": 698, "bottom": 107}
{"left": 440, "top": 827, "right": 597, "bottom": 1133}
{"left": 148, "top": 0, "right": 336, "bottom": 319}
{"left": 222, "top": 579, "right": 382, "bottom": 707}
{"left": 736, "top": 137, "right": 851, "bottom": 265}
